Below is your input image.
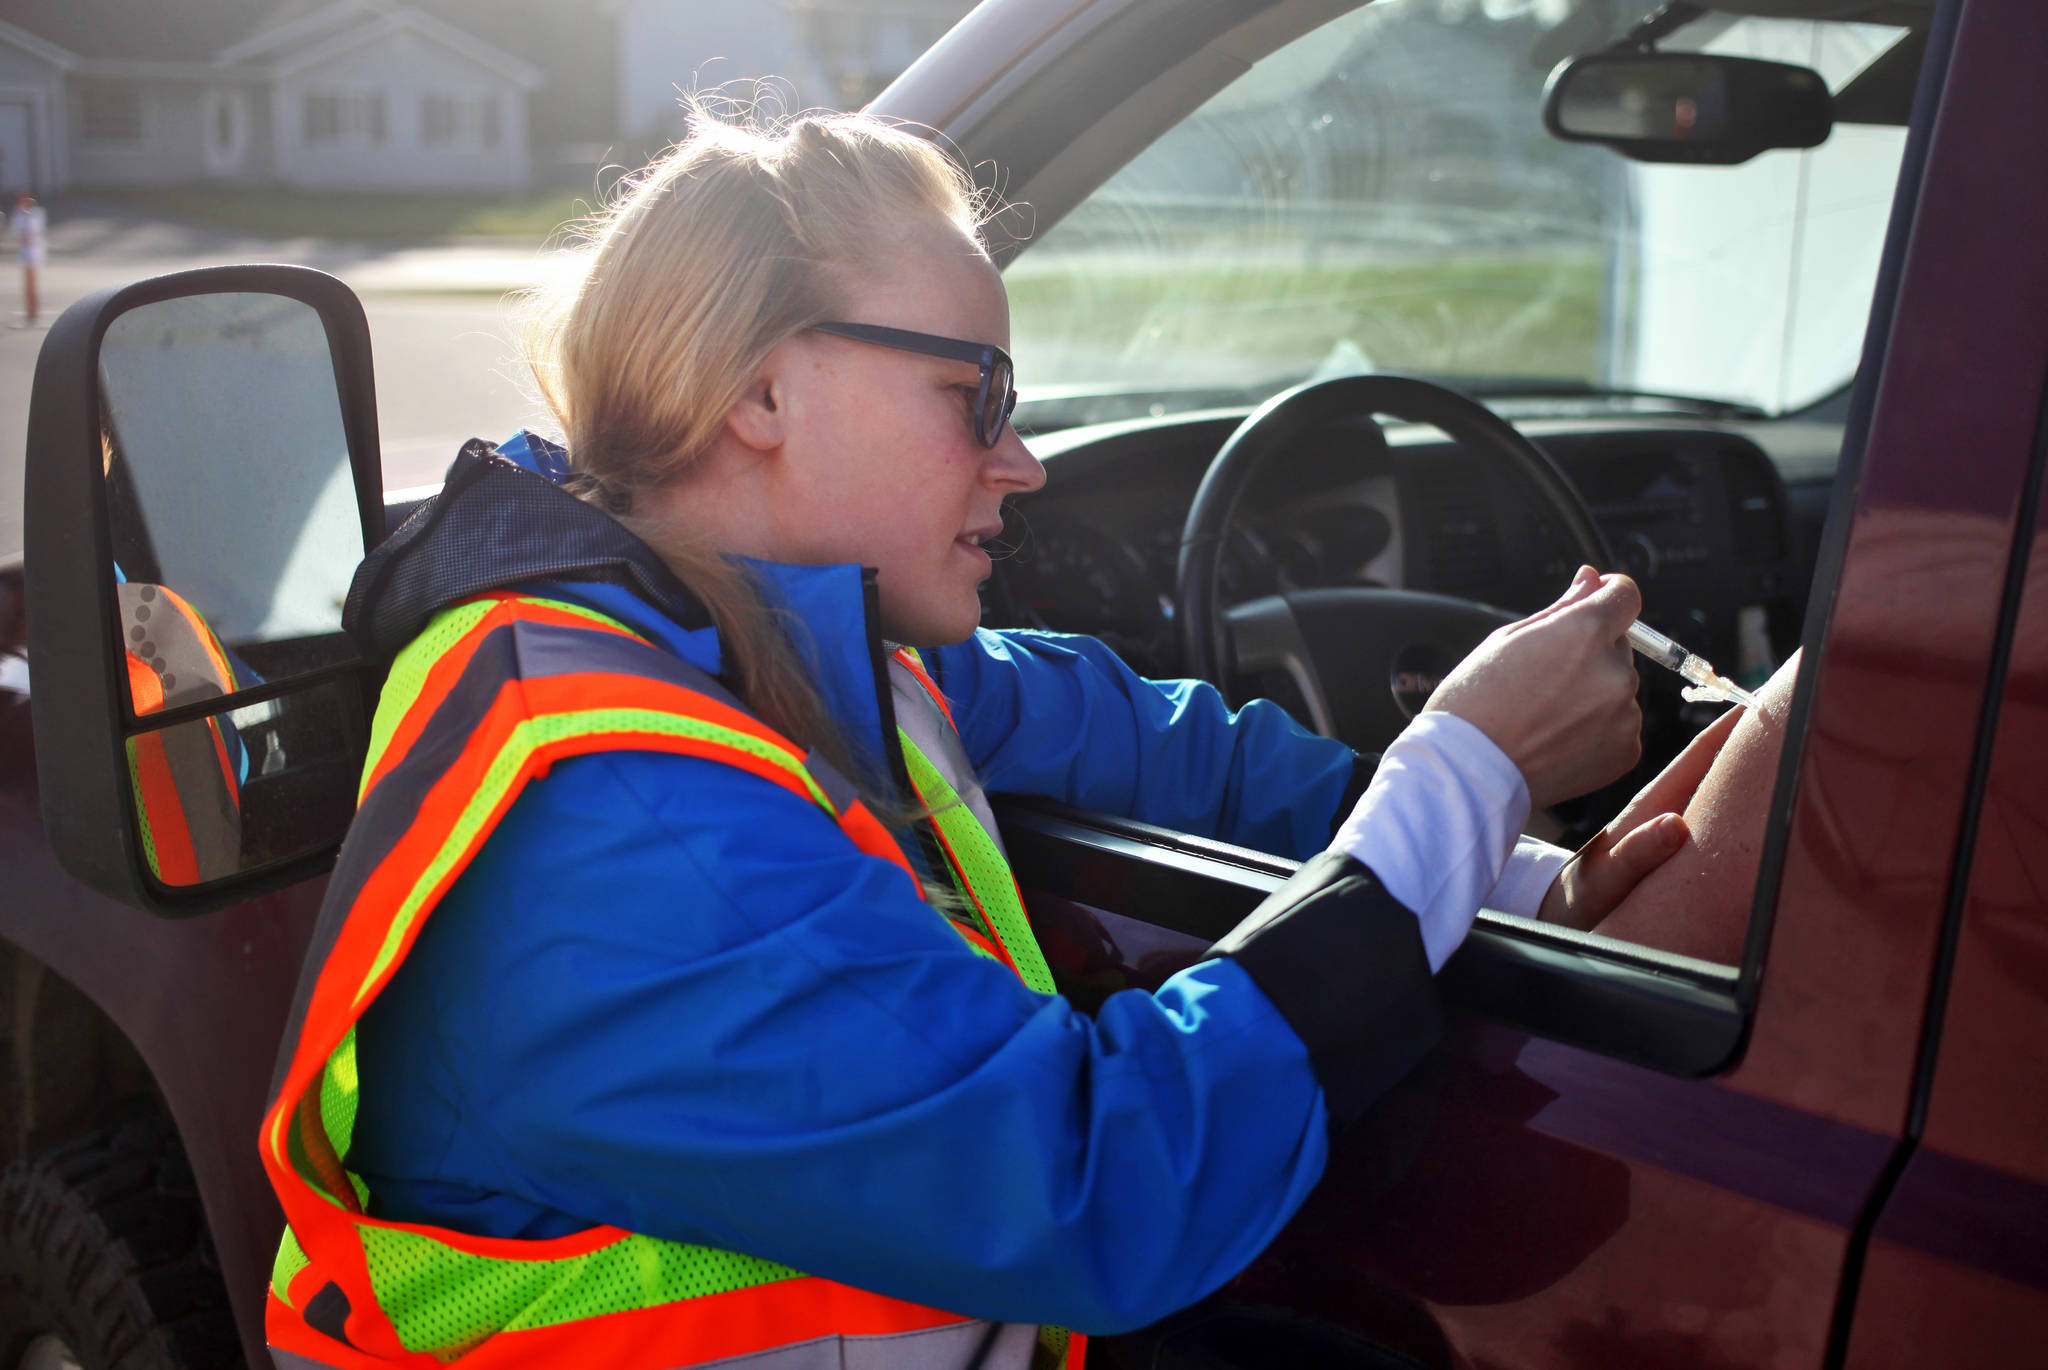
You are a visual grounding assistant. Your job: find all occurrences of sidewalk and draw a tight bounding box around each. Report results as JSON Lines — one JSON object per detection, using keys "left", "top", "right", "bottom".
{"left": 35, "top": 200, "right": 580, "bottom": 299}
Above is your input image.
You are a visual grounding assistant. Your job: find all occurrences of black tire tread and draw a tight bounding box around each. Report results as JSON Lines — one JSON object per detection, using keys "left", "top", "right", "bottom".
{"left": 0, "top": 1117, "right": 243, "bottom": 1370}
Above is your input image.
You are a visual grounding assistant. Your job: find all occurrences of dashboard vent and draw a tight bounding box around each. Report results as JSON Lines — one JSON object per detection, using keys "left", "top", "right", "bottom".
{"left": 1412, "top": 462, "right": 1502, "bottom": 592}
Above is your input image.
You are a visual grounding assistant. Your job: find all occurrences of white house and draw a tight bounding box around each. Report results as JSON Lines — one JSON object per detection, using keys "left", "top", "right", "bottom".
{"left": 0, "top": 0, "right": 543, "bottom": 194}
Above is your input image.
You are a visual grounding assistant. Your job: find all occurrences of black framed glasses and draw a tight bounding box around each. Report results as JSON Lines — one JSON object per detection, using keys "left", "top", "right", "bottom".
{"left": 810, "top": 321, "right": 1017, "bottom": 448}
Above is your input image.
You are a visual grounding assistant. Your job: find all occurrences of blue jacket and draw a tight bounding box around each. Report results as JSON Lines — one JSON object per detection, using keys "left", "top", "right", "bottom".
{"left": 343, "top": 438, "right": 1439, "bottom": 1334}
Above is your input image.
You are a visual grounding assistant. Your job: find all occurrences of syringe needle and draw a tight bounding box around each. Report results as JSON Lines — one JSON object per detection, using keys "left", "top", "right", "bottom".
{"left": 1714, "top": 678, "right": 1762, "bottom": 710}
{"left": 1685, "top": 677, "right": 1762, "bottom": 709}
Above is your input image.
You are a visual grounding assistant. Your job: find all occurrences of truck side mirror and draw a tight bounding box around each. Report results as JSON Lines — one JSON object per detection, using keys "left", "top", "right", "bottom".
{"left": 24, "top": 266, "right": 385, "bottom": 915}
{"left": 1544, "top": 51, "right": 1833, "bottom": 165}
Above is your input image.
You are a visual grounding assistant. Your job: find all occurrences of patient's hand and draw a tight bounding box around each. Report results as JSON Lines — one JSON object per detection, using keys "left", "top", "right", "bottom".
{"left": 1537, "top": 700, "right": 1745, "bottom": 931}
{"left": 1583, "top": 651, "right": 1803, "bottom": 963}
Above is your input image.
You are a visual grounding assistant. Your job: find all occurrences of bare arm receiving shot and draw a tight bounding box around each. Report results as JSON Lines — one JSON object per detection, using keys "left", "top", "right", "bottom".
{"left": 1541, "top": 650, "right": 1803, "bottom": 965}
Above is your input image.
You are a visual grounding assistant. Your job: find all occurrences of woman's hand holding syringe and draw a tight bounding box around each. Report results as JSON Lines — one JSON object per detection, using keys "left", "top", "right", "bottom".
{"left": 1423, "top": 567, "right": 1754, "bottom": 810}
{"left": 1424, "top": 566, "right": 1646, "bottom": 808}
{"left": 1410, "top": 566, "right": 1742, "bottom": 935}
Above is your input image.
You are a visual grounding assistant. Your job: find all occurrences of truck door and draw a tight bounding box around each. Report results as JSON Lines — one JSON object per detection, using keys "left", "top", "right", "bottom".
{"left": 1840, "top": 204, "right": 2048, "bottom": 1368}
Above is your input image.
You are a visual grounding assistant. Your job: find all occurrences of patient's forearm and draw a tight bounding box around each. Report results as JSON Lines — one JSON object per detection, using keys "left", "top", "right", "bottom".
{"left": 1590, "top": 654, "right": 1800, "bottom": 963}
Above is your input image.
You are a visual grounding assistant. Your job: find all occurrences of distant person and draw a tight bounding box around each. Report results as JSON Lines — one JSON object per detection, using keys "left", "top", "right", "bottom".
{"left": 8, "top": 191, "right": 44, "bottom": 327}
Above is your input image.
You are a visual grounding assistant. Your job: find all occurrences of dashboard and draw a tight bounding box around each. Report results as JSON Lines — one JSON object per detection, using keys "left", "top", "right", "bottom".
{"left": 982, "top": 406, "right": 1825, "bottom": 809}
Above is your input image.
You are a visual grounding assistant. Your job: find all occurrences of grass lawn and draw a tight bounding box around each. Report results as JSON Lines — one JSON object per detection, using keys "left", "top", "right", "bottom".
{"left": 80, "top": 185, "right": 598, "bottom": 242}
{"left": 1008, "top": 252, "right": 1605, "bottom": 384}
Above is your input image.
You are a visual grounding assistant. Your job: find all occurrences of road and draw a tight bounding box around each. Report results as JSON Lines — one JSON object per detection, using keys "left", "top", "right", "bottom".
{"left": 2, "top": 207, "right": 571, "bottom": 563}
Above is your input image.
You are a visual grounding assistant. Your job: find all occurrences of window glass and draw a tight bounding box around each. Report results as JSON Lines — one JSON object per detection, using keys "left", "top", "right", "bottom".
{"left": 423, "top": 94, "right": 457, "bottom": 145}
{"left": 1009, "top": 0, "right": 1907, "bottom": 427}
{"left": 420, "top": 94, "right": 503, "bottom": 149}
{"left": 996, "top": 0, "right": 1919, "bottom": 976}
{"left": 303, "top": 91, "right": 386, "bottom": 146}
{"left": 1627, "top": 18, "right": 1907, "bottom": 411}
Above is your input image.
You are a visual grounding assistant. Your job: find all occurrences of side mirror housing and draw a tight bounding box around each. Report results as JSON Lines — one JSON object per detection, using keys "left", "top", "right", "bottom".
{"left": 24, "top": 265, "right": 385, "bottom": 916}
{"left": 1544, "top": 51, "right": 1833, "bottom": 165}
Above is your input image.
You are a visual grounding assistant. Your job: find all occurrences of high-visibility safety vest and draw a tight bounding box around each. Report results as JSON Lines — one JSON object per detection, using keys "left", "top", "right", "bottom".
{"left": 261, "top": 593, "right": 1085, "bottom": 1370}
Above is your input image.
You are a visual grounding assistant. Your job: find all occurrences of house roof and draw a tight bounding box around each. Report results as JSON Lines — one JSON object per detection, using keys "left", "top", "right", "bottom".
{"left": 0, "top": 0, "right": 276, "bottom": 62}
{"left": 0, "top": 0, "right": 541, "bottom": 87}
{"left": 222, "top": 1, "right": 545, "bottom": 88}
{"left": 0, "top": 16, "right": 76, "bottom": 68}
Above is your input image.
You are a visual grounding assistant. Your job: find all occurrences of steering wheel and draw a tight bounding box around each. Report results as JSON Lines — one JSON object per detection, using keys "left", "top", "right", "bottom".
{"left": 1176, "top": 374, "right": 1613, "bottom": 754}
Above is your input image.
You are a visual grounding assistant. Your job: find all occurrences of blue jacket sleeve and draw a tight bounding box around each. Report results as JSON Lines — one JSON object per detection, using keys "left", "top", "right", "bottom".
{"left": 933, "top": 628, "right": 1360, "bottom": 860}
{"left": 351, "top": 746, "right": 1334, "bottom": 1334}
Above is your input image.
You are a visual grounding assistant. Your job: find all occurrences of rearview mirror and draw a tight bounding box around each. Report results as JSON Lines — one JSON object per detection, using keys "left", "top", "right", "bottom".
{"left": 1544, "top": 52, "right": 1833, "bottom": 164}
{"left": 25, "top": 266, "right": 384, "bottom": 914}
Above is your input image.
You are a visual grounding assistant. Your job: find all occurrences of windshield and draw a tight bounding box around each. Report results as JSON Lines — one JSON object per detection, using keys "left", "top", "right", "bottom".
{"left": 1007, "top": 0, "right": 1909, "bottom": 429}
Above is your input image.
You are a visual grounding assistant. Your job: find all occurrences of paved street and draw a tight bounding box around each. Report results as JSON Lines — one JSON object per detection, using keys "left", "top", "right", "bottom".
{"left": 2, "top": 204, "right": 577, "bottom": 563}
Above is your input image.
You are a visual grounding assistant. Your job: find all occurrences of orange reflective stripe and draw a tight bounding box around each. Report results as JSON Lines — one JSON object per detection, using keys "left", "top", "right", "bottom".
{"left": 283, "top": 1255, "right": 329, "bottom": 1316}
{"left": 278, "top": 688, "right": 829, "bottom": 1139}
{"left": 267, "top": 1289, "right": 413, "bottom": 1370}
{"left": 838, "top": 795, "right": 919, "bottom": 882}
{"left": 360, "top": 596, "right": 645, "bottom": 800}
{"left": 127, "top": 651, "right": 165, "bottom": 714}
{"left": 129, "top": 731, "right": 197, "bottom": 885}
{"left": 948, "top": 914, "right": 1007, "bottom": 964}
{"left": 206, "top": 718, "right": 241, "bottom": 813}
{"left": 294, "top": 1091, "right": 361, "bottom": 1215}
{"left": 356, "top": 1211, "right": 628, "bottom": 1261}
{"left": 891, "top": 647, "right": 955, "bottom": 726}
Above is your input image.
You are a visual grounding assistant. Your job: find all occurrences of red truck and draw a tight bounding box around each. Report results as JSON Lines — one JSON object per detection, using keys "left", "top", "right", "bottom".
{"left": 3, "top": 0, "right": 2043, "bottom": 1366}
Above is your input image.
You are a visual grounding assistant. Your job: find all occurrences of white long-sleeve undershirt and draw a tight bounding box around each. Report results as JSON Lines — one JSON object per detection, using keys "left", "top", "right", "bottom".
{"left": 1332, "top": 711, "right": 1570, "bottom": 970}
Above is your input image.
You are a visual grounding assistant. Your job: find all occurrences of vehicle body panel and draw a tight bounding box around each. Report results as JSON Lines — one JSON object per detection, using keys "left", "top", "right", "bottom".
{"left": 1842, "top": 249, "right": 2048, "bottom": 1366}
{"left": 0, "top": 693, "right": 320, "bottom": 1365}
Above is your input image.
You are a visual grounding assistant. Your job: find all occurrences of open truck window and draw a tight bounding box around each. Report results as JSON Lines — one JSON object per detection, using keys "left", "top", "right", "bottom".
{"left": 980, "top": 0, "right": 1923, "bottom": 1072}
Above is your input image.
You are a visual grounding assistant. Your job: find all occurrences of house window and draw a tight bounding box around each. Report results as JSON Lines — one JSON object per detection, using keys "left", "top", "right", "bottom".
{"left": 305, "top": 93, "right": 338, "bottom": 142}
{"left": 304, "top": 91, "right": 386, "bottom": 145}
{"left": 422, "top": 94, "right": 457, "bottom": 145}
{"left": 78, "top": 79, "right": 143, "bottom": 141}
{"left": 421, "top": 93, "right": 503, "bottom": 149}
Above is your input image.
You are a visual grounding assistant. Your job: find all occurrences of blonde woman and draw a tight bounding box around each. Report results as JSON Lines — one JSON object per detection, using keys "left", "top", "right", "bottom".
{"left": 260, "top": 112, "right": 1669, "bottom": 1370}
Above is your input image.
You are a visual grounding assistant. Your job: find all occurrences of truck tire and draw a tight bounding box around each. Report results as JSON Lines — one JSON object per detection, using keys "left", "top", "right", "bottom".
{"left": 0, "top": 1118, "right": 243, "bottom": 1370}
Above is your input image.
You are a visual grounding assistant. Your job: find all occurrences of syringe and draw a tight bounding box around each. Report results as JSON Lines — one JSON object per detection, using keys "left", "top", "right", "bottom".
{"left": 1625, "top": 620, "right": 1761, "bottom": 709}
